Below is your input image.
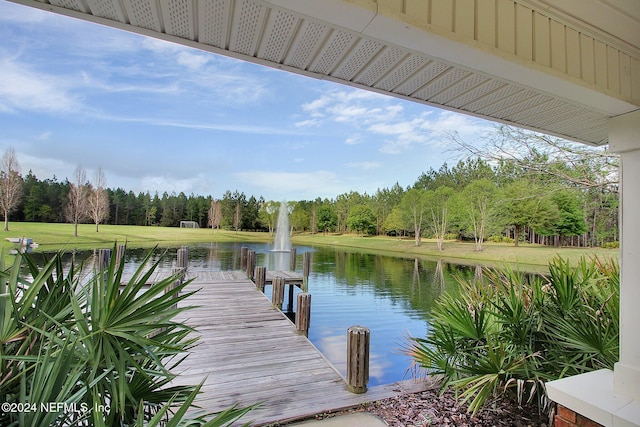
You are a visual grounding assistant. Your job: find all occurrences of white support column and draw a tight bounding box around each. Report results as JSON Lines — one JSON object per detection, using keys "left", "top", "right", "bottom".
{"left": 547, "top": 109, "right": 640, "bottom": 427}
{"left": 610, "top": 109, "right": 640, "bottom": 403}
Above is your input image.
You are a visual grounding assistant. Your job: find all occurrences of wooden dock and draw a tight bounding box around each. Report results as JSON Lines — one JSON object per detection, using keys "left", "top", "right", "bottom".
{"left": 265, "top": 270, "right": 304, "bottom": 286}
{"left": 171, "top": 270, "right": 426, "bottom": 426}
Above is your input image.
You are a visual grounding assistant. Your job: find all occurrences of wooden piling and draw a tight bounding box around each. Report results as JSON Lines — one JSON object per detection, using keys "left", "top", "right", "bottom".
{"left": 240, "top": 246, "right": 248, "bottom": 270}
{"left": 169, "top": 267, "right": 185, "bottom": 309}
{"left": 302, "top": 251, "right": 311, "bottom": 278}
{"left": 115, "top": 244, "right": 126, "bottom": 269}
{"left": 272, "top": 276, "right": 285, "bottom": 309}
{"left": 289, "top": 247, "right": 297, "bottom": 270}
{"left": 255, "top": 266, "right": 266, "bottom": 292}
{"left": 287, "top": 282, "right": 295, "bottom": 312}
{"left": 246, "top": 250, "right": 256, "bottom": 279}
{"left": 177, "top": 246, "right": 189, "bottom": 270}
{"left": 97, "top": 248, "right": 111, "bottom": 272}
{"left": 295, "top": 293, "right": 311, "bottom": 336}
{"left": 346, "top": 326, "right": 370, "bottom": 394}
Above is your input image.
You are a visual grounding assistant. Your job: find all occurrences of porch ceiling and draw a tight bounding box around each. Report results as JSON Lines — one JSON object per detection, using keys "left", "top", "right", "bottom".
{"left": 10, "top": 0, "right": 640, "bottom": 146}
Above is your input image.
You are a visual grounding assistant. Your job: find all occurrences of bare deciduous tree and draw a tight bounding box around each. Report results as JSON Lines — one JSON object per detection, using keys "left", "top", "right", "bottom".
{"left": 208, "top": 198, "right": 222, "bottom": 232}
{"left": 448, "top": 125, "right": 619, "bottom": 190}
{"left": 88, "top": 168, "right": 109, "bottom": 232}
{"left": 0, "top": 148, "right": 22, "bottom": 231}
{"left": 65, "top": 165, "right": 90, "bottom": 237}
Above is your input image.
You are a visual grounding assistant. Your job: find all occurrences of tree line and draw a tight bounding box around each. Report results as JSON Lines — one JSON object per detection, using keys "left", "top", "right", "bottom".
{"left": 0, "top": 127, "right": 619, "bottom": 248}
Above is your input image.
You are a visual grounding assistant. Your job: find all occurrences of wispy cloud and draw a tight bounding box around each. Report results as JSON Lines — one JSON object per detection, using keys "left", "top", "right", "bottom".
{"left": 300, "top": 89, "right": 399, "bottom": 126}
{"left": 233, "top": 170, "right": 347, "bottom": 199}
{"left": 88, "top": 113, "right": 307, "bottom": 135}
{"left": 298, "top": 87, "right": 491, "bottom": 154}
{"left": 0, "top": 57, "right": 81, "bottom": 114}
{"left": 344, "top": 161, "right": 380, "bottom": 170}
{"left": 344, "top": 135, "right": 363, "bottom": 145}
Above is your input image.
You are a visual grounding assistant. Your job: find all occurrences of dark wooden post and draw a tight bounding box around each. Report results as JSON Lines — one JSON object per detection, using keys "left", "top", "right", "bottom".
{"left": 289, "top": 247, "right": 297, "bottom": 270}
{"left": 97, "top": 248, "right": 111, "bottom": 271}
{"left": 240, "top": 246, "right": 248, "bottom": 270}
{"left": 115, "top": 244, "right": 126, "bottom": 269}
{"left": 286, "top": 282, "right": 295, "bottom": 313}
{"left": 346, "top": 326, "right": 370, "bottom": 394}
{"left": 302, "top": 251, "right": 312, "bottom": 291}
{"left": 177, "top": 246, "right": 189, "bottom": 270}
{"left": 246, "top": 250, "right": 256, "bottom": 279}
{"left": 255, "top": 266, "right": 266, "bottom": 292}
{"left": 169, "top": 267, "right": 185, "bottom": 309}
{"left": 272, "top": 276, "right": 285, "bottom": 310}
{"left": 302, "top": 251, "right": 311, "bottom": 278}
{"left": 295, "top": 293, "right": 311, "bottom": 336}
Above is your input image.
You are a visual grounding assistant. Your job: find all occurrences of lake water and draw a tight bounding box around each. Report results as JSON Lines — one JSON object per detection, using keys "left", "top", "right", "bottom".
{"left": 37, "top": 242, "right": 479, "bottom": 386}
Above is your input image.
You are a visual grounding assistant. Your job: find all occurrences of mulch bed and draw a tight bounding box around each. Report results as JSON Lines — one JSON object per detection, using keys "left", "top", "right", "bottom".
{"left": 365, "top": 388, "right": 551, "bottom": 427}
{"left": 289, "top": 387, "right": 552, "bottom": 427}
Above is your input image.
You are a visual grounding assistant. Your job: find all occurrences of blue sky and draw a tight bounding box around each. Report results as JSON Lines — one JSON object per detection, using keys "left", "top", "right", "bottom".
{"left": 0, "top": 0, "right": 493, "bottom": 201}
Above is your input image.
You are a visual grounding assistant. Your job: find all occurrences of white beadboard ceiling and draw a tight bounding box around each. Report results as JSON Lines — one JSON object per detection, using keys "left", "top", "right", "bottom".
{"left": 9, "top": 0, "right": 640, "bottom": 146}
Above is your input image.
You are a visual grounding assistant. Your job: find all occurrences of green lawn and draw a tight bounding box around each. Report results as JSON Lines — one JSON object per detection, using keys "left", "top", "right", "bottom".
{"left": 291, "top": 233, "right": 618, "bottom": 270}
{"left": 2, "top": 222, "right": 618, "bottom": 269}
{"left": 2, "top": 223, "right": 271, "bottom": 254}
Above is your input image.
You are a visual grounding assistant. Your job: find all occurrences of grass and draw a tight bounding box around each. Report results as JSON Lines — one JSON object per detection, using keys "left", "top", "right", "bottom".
{"left": 1, "top": 223, "right": 271, "bottom": 256}
{"left": 2, "top": 222, "right": 618, "bottom": 269}
{"left": 291, "top": 234, "right": 618, "bottom": 270}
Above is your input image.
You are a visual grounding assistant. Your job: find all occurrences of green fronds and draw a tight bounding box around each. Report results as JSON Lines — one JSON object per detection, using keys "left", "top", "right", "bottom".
{"left": 0, "top": 244, "right": 253, "bottom": 426}
{"left": 406, "top": 255, "right": 619, "bottom": 416}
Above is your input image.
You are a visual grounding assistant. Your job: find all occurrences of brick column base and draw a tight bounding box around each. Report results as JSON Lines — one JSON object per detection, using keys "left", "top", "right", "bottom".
{"left": 555, "top": 405, "right": 604, "bottom": 427}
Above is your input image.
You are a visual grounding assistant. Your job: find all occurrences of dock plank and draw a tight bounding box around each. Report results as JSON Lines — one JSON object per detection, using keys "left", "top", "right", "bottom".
{"left": 171, "top": 270, "right": 421, "bottom": 426}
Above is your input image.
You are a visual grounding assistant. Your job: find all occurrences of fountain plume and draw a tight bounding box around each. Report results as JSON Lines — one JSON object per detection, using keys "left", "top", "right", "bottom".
{"left": 273, "top": 201, "right": 291, "bottom": 252}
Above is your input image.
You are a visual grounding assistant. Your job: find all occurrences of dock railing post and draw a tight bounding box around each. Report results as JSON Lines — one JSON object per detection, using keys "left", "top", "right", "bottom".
{"left": 240, "top": 246, "right": 248, "bottom": 270}
{"left": 289, "top": 247, "right": 297, "bottom": 271}
{"left": 97, "top": 248, "right": 111, "bottom": 272}
{"left": 169, "top": 267, "right": 185, "bottom": 309}
{"left": 295, "top": 293, "right": 311, "bottom": 336}
{"left": 346, "top": 326, "right": 370, "bottom": 394}
{"left": 302, "top": 251, "right": 311, "bottom": 290}
{"left": 254, "top": 266, "right": 266, "bottom": 292}
{"left": 246, "top": 250, "right": 256, "bottom": 280}
{"left": 177, "top": 246, "right": 189, "bottom": 271}
{"left": 115, "top": 244, "right": 126, "bottom": 270}
{"left": 272, "top": 276, "right": 285, "bottom": 310}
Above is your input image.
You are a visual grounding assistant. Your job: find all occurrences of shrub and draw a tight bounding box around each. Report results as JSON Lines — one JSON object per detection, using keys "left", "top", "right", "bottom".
{"left": 407, "top": 256, "right": 619, "bottom": 415}
{"left": 0, "top": 245, "right": 254, "bottom": 426}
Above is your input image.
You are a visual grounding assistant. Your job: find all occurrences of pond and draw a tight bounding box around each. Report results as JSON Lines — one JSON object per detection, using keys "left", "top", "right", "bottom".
{"left": 34, "top": 242, "right": 481, "bottom": 386}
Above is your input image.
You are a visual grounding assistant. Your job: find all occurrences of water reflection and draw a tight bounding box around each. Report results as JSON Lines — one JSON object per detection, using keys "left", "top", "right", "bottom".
{"left": 32, "top": 243, "right": 480, "bottom": 385}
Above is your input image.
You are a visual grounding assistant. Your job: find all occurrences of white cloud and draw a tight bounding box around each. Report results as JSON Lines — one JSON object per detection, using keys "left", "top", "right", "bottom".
{"left": 89, "top": 113, "right": 304, "bottom": 135}
{"left": 297, "top": 87, "right": 491, "bottom": 156}
{"left": 0, "top": 58, "right": 80, "bottom": 114}
{"left": 17, "top": 152, "right": 71, "bottom": 181}
{"left": 37, "top": 132, "right": 52, "bottom": 141}
{"left": 177, "top": 51, "right": 210, "bottom": 70}
{"left": 344, "top": 135, "right": 362, "bottom": 145}
{"left": 140, "top": 174, "right": 215, "bottom": 195}
{"left": 233, "top": 170, "right": 347, "bottom": 199}
{"left": 379, "top": 139, "right": 414, "bottom": 154}
{"left": 344, "top": 161, "right": 380, "bottom": 170}
{"left": 294, "top": 119, "right": 320, "bottom": 127}
{"left": 79, "top": 71, "right": 181, "bottom": 95}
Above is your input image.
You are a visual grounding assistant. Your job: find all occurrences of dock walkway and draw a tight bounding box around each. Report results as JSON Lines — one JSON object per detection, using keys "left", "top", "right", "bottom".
{"left": 171, "top": 270, "right": 423, "bottom": 426}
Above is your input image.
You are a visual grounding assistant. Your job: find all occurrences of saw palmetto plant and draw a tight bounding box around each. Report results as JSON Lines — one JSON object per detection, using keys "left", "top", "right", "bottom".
{"left": 0, "top": 245, "right": 253, "bottom": 426}
{"left": 407, "top": 256, "right": 619, "bottom": 415}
